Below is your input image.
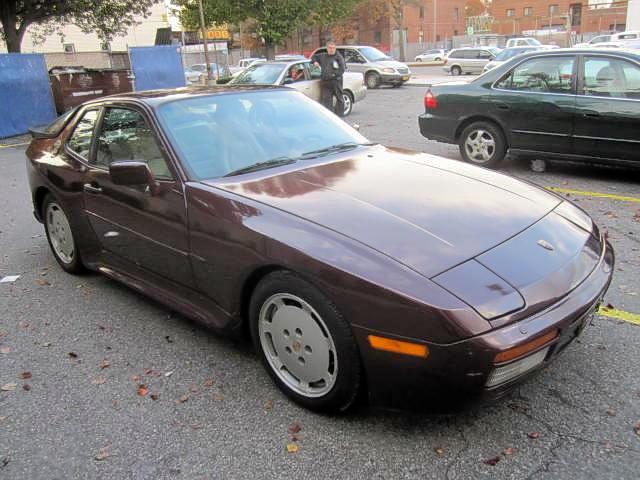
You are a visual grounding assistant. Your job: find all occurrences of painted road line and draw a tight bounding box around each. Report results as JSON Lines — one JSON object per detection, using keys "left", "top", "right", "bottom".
{"left": 0, "top": 142, "right": 30, "bottom": 149}
{"left": 597, "top": 306, "right": 640, "bottom": 326}
{"left": 547, "top": 187, "right": 640, "bottom": 203}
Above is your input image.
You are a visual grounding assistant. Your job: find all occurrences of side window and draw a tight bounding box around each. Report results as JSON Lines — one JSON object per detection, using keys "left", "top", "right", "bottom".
{"left": 465, "top": 50, "right": 479, "bottom": 59}
{"left": 284, "top": 62, "right": 307, "bottom": 83}
{"left": 95, "top": 108, "right": 172, "bottom": 180}
{"left": 344, "top": 49, "right": 363, "bottom": 63}
{"left": 67, "top": 109, "right": 99, "bottom": 159}
{"left": 308, "top": 62, "right": 322, "bottom": 79}
{"left": 448, "top": 50, "right": 461, "bottom": 59}
{"left": 478, "top": 50, "right": 493, "bottom": 59}
{"left": 495, "top": 56, "right": 575, "bottom": 94}
{"left": 582, "top": 56, "right": 640, "bottom": 99}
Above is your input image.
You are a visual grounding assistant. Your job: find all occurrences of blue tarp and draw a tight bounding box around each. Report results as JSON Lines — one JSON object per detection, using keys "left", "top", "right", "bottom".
{"left": 0, "top": 54, "right": 56, "bottom": 138}
{"left": 129, "top": 46, "right": 186, "bottom": 91}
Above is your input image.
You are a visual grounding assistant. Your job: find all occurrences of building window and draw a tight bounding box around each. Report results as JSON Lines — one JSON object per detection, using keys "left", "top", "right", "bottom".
{"left": 419, "top": 6, "right": 424, "bottom": 19}
{"left": 63, "top": 43, "right": 75, "bottom": 53}
{"left": 569, "top": 3, "right": 582, "bottom": 26}
{"left": 374, "top": 31, "right": 382, "bottom": 43}
{"left": 506, "top": 9, "right": 515, "bottom": 17}
{"left": 524, "top": 7, "right": 533, "bottom": 16}
{"left": 454, "top": 7, "right": 459, "bottom": 22}
{"left": 549, "top": 4, "right": 559, "bottom": 15}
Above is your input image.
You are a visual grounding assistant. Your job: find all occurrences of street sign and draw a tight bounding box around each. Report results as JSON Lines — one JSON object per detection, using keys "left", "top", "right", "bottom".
{"left": 467, "top": 26, "right": 474, "bottom": 36}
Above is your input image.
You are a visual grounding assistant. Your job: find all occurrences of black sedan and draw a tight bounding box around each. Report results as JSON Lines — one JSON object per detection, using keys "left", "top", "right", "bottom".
{"left": 419, "top": 48, "right": 640, "bottom": 168}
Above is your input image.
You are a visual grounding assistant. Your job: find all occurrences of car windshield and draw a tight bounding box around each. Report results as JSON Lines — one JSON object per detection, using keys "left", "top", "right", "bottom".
{"left": 495, "top": 48, "right": 535, "bottom": 61}
{"left": 359, "top": 47, "right": 390, "bottom": 62}
{"left": 232, "top": 63, "right": 286, "bottom": 84}
{"left": 156, "top": 90, "right": 369, "bottom": 179}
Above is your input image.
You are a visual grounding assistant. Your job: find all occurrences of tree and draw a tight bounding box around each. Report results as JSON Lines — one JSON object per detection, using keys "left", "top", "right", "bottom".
{"left": 465, "top": 0, "right": 486, "bottom": 17}
{"left": 308, "top": 0, "right": 361, "bottom": 47}
{"left": 0, "top": 0, "right": 157, "bottom": 53}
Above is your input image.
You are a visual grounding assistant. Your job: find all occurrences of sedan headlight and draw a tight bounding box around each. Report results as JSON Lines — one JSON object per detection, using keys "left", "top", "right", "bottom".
{"left": 382, "top": 68, "right": 396, "bottom": 73}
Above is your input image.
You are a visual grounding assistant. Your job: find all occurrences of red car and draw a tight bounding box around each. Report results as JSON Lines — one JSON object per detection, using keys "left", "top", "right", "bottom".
{"left": 27, "top": 86, "right": 613, "bottom": 412}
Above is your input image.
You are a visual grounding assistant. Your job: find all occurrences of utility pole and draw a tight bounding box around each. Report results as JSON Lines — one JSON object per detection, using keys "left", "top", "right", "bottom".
{"left": 197, "top": 0, "right": 213, "bottom": 82}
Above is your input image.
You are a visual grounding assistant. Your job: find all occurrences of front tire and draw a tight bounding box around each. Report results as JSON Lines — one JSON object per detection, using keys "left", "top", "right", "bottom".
{"left": 42, "top": 194, "right": 84, "bottom": 273}
{"left": 249, "top": 271, "right": 362, "bottom": 412}
{"left": 342, "top": 91, "right": 354, "bottom": 116}
{"left": 451, "top": 65, "right": 462, "bottom": 76}
{"left": 458, "top": 121, "right": 507, "bottom": 169}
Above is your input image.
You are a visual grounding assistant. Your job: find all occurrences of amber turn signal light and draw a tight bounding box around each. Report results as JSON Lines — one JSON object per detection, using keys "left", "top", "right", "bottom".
{"left": 494, "top": 329, "right": 559, "bottom": 364}
{"left": 367, "top": 335, "right": 429, "bottom": 358}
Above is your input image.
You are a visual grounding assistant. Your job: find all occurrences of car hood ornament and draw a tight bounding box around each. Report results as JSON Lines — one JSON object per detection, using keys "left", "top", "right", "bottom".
{"left": 537, "top": 239, "right": 555, "bottom": 251}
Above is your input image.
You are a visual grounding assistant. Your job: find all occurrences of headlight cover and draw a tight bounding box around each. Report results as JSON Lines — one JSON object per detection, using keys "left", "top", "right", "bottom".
{"left": 382, "top": 68, "right": 396, "bottom": 73}
{"left": 432, "top": 260, "right": 524, "bottom": 320}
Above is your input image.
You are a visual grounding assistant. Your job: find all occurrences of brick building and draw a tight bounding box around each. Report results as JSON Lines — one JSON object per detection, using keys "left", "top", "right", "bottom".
{"left": 490, "top": 0, "right": 629, "bottom": 36}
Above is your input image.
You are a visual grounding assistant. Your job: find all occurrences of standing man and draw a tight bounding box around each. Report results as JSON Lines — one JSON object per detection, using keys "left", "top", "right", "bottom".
{"left": 311, "top": 40, "right": 346, "bottom": 116}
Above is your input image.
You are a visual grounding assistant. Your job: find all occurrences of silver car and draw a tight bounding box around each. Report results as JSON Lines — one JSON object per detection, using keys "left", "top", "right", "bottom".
{"left": 414, "top": 49, "right": 447, "bottom": 62}
{"left": 310, "top": 45, "right": 411, "bottom": 89}
{"left": 230, "top": 59, "right": 366, "bottom": 116}
{"left": 443, "top": 47, "right": 500, "bottom": 75}
{"left": 482, "top": 46, "right": 543, "bottom": 73}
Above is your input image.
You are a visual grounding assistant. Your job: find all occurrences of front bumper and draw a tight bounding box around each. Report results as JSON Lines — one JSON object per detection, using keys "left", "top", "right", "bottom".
{"left": 380, "top": 72, "right": 411, "bottom": 84}
{"left": 353, "top": 240, "right": 614, "bottom": 411}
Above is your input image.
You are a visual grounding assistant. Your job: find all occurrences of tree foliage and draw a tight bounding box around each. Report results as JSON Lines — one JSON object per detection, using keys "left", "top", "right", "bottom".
{"left": 0, "top": 0, "right": 157, "bottom": 53}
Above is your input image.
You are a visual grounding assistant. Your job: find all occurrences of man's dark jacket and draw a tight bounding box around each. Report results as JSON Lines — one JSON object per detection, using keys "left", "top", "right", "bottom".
{"left": 310, "top": 51, "right": 346, "bottom": 80}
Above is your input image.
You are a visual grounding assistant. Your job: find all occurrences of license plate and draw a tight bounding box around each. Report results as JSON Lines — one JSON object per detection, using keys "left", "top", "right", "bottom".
{"left": 402, "top": 76, "right": 409, "bottom": 81}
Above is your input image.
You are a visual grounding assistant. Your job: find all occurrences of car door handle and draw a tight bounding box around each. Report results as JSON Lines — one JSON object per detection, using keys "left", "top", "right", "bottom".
{"left": 83, "top": 183, "right": 103, "bottom": 194}
{"left": 583, "top": 111, "right": 600, "bottom": 118}
{"left": 496, "top": 104, "right": 510, "bottom": 110}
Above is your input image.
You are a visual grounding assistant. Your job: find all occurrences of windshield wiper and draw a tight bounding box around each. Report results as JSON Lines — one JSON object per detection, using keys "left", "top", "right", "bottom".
{"left": 300, "top": 142, "right": 376, "bottom": 159}
{"left": 224, "top": 157, "right": 297, "bottom": 177}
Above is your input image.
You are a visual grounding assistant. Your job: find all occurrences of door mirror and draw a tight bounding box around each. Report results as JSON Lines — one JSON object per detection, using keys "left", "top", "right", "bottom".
{"left": 109, "top": 161, "right": 159, "bottom": 194}
{"left": 282, "top": 78, "right": 294, "bottom": 85}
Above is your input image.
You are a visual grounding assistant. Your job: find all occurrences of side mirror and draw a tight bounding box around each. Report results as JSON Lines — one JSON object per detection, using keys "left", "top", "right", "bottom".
{"left": 109, "top": 161, "right": 159, "bottom": 194}
{"left": 282, "top": 78, "right": 294, "bottom": 85}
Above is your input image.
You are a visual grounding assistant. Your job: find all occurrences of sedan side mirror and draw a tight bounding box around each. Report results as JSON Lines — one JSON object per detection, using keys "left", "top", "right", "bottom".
{"left": 109, "top": 161, "right": 159, "bottom": 194}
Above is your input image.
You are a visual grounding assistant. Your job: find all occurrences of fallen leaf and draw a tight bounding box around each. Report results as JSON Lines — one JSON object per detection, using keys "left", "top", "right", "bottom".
{"left": 91, "top": 376, "right": 107, "bottom": 385}
{"left": 212, "top": 393, "right": 224, "bottom": 401}
{"left": 137, "top": 385, "right": 148, "bottom": 397}
{"left": 291, "top": 433, "right": 301, "bottom": 442}
{"left": 0, "top": 346, "right": 11, "bottom": 354}
{"left": 288, "top": 423, "right": 302, "bottom": 434}
{"left": 606, "top": 409, "right": 616, "bottom": 417}
{"left": 94, "top": 447, "right": 110, "bottom": 461}
{"left": 634, "top": 421, "right": 640, "bottom": 436}
{"left": 1, "top": 383, "right": 17, "bottom": 391}
{"left": 19, "top": 320, "right": 29, "bottom": 329}
{"left": 203, "top": 378, "right": 215, "bottom": 388}
{"left": 483, "top": 456, "right": 501, "bottom": 466}
{"left": 144, "top": 368, "right": 153, "bottom": 375}
{"left": 176, "top": 394, "right": 189, "bottom": 404}
{"left": 286, "top": 443, "right": 299, "bottom": 453}
{"left": 264, "top": 399, "right": 273, "bottom": 410}
{"left": 22, "top": 384, "right": 31, "bottom": 391}
{"left": 503, "top": 447, "right": 514, "bottom": 456}
{"left": 19, "top": 371, "right": 32, "bottom": 379}
{"left": 150, "top": 394, "right": 159, "bottom": 401}
{"left": 0, "top": 331, "right": 7, "bottom": 338}
{"left": 35, "top": 279, "right": 50, "bottom": 286}
{"left": 189, "top": 385, "right": 199, "bottom": 393}
{"left": 130, "top": 375, "right": 140, "bottom": 382}
{"left": 434, "top": 447, "right": 444, "bottom": 455}
{"left": 68, "top": 352, "right": 78, "bottom": 359}
{"left": 527, "top": 432, "right": 540, "bottom": 439}
{"left": 99, "top": 359, "right": 110, "bottom": 369}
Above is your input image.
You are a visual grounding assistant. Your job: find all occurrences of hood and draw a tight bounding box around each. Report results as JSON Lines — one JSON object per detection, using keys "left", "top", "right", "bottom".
{"left": 213, "top": 147, "right": 561, "bottom": 278}
{"left": 377, "top": 60, "right": 409, "bottom": 70}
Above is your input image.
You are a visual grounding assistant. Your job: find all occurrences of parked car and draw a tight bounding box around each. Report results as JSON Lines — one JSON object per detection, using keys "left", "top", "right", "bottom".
{"left": 573, "top": 34, "right": 613, "bottom": 48}
{"left": 238, "top": 57, "right": 266, "bottom": 69}
{"left": 310, "top": 45, "right": 411, "bottom": 88}
{"left": 482, "top": 46, "right": 543, "bottom": 73}
{"left": 443, "top": 47, "right": 500, "bottom": 75}
{"left": 190, "top": 63, "right": 231, "bottom": 79}
{"left": 26, "top": 86, "right": 613, "bottom": 412}
{"left": 230, "top": 59, "right": 366, "bottom": 116}
{"left": 275, "top": 54, "right": 307, "bottom": 61}
{"left": 574, "top": 31, "right": 640, "bottom": 48}
{"left": 184, "top": 67, "right": 202, "bottom": 84}
{"left": 414, "top": 49, "right": 447, "bottom": 62}
{"left": 420, "top": 48, "right": 640, "bottom": 168}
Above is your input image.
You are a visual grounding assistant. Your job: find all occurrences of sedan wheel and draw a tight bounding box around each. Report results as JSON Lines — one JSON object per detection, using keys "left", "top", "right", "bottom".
{"left": 459, "top": 121, "right": 507, "bottom": 169}
{"left": 43, "top": 194, "right": 84, "bottom": 273}
{"left": 342, "top": 92, "right": 353, "bottom": 116}
{"left": 250, "top": 271, "right": 362, "bottom": 412}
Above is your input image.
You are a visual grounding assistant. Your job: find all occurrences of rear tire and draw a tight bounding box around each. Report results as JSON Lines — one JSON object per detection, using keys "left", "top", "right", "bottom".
{"left": 458, "top": 121, "right": 507, "bottom": 169}
{"left": 435, "top": 57, "right": 442, "bottom": 62}
{"left": 249, "top": 271, "right": 362, "bottom": 413}
{"left": 342, "top": 91, "right": 354, "bottom": 116}
{"left": 451, "top": 65, "right": 462, "bottom": 76}
{"left": 366, "top": 72, "right": 380, "bottom": 89}
{"left": 42, "top": 194, "right": 85, "bottom": 274}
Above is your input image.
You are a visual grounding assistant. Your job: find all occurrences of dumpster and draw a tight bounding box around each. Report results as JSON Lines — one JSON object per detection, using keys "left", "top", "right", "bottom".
{"left": 49, "top": 67, "right": 133, "bottom": 114}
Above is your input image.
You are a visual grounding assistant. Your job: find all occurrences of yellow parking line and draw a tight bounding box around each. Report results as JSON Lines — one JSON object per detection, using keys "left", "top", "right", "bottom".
{"left": 547, "top": 187, "right": 640, "bottom": 203}
{"left": 0, "top": 142, "right": 29, "bottom": 149}
{"left": 597, "top": 306, "right": 640, "bottom": 326}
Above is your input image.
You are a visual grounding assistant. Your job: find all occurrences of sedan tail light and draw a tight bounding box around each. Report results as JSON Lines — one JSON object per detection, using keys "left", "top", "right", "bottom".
{"left": 424, "top": 89, "right": 438, "bottom": 109}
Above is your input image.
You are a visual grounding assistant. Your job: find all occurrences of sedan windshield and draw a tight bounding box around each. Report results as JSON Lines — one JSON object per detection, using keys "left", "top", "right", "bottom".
{"left": 157, "top": 90, "right": 369, "bottom": 179}
{"left": 359, "top": 47, "right": 390, "bottom": 62}
{"left": 232, "top": 63, "right": 285, "bottom": 85}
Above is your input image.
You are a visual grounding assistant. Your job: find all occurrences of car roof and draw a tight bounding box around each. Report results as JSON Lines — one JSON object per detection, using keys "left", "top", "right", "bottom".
{"left": 86, "top": 85, "right": 290, "bottom": 108}
{"left": 524, "top": 47, "right": 640, "bottom": 58}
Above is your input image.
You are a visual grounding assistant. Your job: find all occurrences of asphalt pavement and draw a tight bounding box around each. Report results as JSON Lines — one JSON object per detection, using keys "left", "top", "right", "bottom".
{"left": 1, "top": 77, "right": 640, "bottom": 479}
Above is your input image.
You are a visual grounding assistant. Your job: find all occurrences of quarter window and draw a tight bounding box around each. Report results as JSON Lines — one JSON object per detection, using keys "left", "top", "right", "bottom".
{"left": 496, "top": 56, "right": 575, "bottom": 94}
{"left": 67, "top": 109, "right": 99, "bottom": 159}
{"left": 582, "top": 56, "right": 640, "bottom": 100}
{"left": 95, "top": 108, "right": 172, "bottom": 179}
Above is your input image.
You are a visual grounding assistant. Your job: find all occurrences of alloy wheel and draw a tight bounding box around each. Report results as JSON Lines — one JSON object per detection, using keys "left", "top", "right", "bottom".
{"left": 46, "top": 202, "right": 75, "bottom": 264}
{"left": 258, "top": 293, "right": 338, "bottom": 398}
{"left": 464, "top": 129, "right": 496, "bottom": 164}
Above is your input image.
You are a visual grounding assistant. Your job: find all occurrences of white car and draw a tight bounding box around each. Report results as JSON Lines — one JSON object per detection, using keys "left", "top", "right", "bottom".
{"left": 574, "top": 31, "right": 640, "bottom": 48}
{"left": 414, "top": 49, "right": 446, "bottom": 62}
{"left": 505, "top": 37, "right": 558, "bottom": 49}
{"left": 184, "top": 67, "right": 203, "bottom": 84}
{"left": 238, "top": 57, "right": 266, "bottom": 69}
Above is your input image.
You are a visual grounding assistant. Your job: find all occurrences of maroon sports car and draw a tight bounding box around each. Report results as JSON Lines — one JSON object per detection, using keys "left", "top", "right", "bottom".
{"left": 26, "top": 86, "right": 613, "bottom": 412}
